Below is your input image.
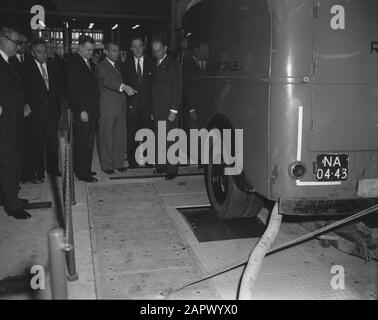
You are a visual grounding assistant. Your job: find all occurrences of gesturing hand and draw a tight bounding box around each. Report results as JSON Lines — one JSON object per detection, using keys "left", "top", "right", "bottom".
{"left": 168, "top": 111, "right": 176, "bottom": 122}
{"left": 189, "top": 110, "right": 198, "bottom": 121}
{"left": 24, "top": 104, "right": 32, "bottom": 117}
{"left": 81, "top": 111, "right": 89, "bottom": 122}
{"left": 121, "top": 84, "right": 137, "bottom": 96}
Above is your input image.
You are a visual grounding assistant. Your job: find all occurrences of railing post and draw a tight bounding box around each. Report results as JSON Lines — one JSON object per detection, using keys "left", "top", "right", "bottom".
{"left": 68, "top": 110, "right": 76, "bottom": 205}
{"left": 59, "top": 135, "right": 66, "bottom": 179}
{"left": 48, "top": 228, "right": 68, "bottom": 299}
{"left": 64, "top": 139, "right": 78, "bottom": 281}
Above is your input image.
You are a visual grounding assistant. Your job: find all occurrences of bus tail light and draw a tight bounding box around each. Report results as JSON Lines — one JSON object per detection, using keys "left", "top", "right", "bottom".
{"left": 289, "top": 162, "right": 306, "bottom": 179}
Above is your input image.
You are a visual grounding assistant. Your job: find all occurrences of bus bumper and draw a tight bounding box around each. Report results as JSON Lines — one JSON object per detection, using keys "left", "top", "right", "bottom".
{"left": 278, "top": 197, "right": 378, "bottom": 216}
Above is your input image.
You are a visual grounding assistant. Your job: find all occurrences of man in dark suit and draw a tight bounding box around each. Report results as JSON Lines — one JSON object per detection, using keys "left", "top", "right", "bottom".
{"left": 24, "top": 39, "right": 61, "bottom": 181}
{"left": 183, "top": 41, "right": 210, "bottom": 131}
{"left": 67, "top": 35, "right": 100, "bottom": 182}
{"left": 0, "top": 27, "right": 31, "bottom": 219}
{"left": 123, "top": 36, "right": 153, "bottom": 168}
{"left": 95, "top": 42, "right": 134, "bottom": 174}
{"left": 151, "top": 37, "right": 183, "bottom": 180}
{"left": 10, "top": 35, "right": 36, "bottom": 183}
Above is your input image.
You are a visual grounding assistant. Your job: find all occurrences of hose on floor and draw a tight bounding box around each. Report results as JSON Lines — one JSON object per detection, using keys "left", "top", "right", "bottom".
{"left": 164, "top": 202, "right": 378, "bottom": 297}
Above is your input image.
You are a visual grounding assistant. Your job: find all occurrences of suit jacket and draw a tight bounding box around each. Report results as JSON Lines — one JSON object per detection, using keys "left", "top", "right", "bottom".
{"left": 123, "top": 55, "right": 153, "bottom": 115}
{"left": 0, "top": 55, "right": 24, "bottom": 126}
{"left": 0, "top": 55, "right": 25, "bottom": 168}
{"left": 24, "top": 58, "right": 61, "bottom": 123}
{"left": 151, "top": 55, "right": 182, "bottom": 117}
{"left": 182, "top": 55, "right": 211, "bottom": 128}
{"left": 182, "top": 55, "right": 202, "bottom": 115}
{"left": 67, "top": 52, "right": 100, "bottom": 119}
{"left": 95, "top": 58, "right": 127, "bottom": 118}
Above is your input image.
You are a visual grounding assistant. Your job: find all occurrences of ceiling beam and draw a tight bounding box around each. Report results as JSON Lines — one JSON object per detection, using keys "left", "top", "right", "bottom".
{"left": 0, "top": 9, "right": 169, "bottom": 20}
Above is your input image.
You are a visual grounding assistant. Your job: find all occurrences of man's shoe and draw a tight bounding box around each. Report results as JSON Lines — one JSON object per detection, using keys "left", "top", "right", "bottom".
{"left": 19, "top": 198, "right": 29, "bottom": 207}
{"left": 128, "top": 163, "right": 139, "bottom": 169}
{"left": 8, "top": 209, "right": 31, "bottom": 219}
{"left": 165, "top": 173, "right": 177, "bottom": 181}
{"left": 90, "top": 171, "right": 97, "bottom": 176}
{"left": 103, "top": 169, "right": 116, "bottom": 175}
{"left": 48, "top": 171, "right": 61, "bottom": 177}
{"left": 79, "top": 176, "right": 98, "bottom": 183}
{"left": 32, "top": 177, "right": 44, "bottom": 184}
{"left": 116, "top": 167, "right": 127, "bottom": 173}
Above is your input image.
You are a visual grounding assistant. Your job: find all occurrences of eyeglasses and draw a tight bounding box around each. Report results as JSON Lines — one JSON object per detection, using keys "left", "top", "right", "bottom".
{"left": 4, "top": 35, "right": 21, "bottom": 46}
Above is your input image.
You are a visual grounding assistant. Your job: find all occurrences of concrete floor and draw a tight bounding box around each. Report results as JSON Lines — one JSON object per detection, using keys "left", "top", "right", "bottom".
{"left": 0, "top": 149, "right": 377, "bottom": 299}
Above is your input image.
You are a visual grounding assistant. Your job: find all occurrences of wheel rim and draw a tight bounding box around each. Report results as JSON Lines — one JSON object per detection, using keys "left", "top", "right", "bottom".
{"left": 211, "top": 163, "right": 228, "bottom": 205}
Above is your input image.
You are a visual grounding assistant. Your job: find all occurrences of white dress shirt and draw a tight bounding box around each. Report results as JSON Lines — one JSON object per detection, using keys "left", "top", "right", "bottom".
{"left": 78, "top": 53, "right": 91, "bottom": 70}
{"left": 156, "top": 54, "right": 178, "bottom": 115}
{"left": 134, "top": 55, "right": 144, "bottom": 75}
{"left": 106, "top": 57, "right": 124, "bottom": 92}
{"left": 34, "top": 59, "right": 48, "bottom": 77}
{"left": 34, "top": 59, "right": 49, "bottom": 89}
{"left": 16, "top": 53, "right": 24, "bottom": 63}
{"left": 0, "top": 49, "right": 9, "bottom": 63}
{"left": 157, "top": 54, "right": 167, "bottom": 66}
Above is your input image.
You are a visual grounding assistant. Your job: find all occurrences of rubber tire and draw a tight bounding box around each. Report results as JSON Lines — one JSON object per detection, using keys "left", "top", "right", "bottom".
{"left": 205, "top": 160, "right": 263, "bottom": 219}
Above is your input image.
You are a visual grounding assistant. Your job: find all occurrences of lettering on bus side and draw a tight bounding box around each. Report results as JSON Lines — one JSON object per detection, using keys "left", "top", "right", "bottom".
{"left": 371, "top": 42, "right": 378, "bottom": 54}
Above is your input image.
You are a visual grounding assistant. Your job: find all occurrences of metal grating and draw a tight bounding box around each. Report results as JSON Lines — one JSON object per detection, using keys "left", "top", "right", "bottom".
{"left": 87, "top": 183, "right": 218, "bottom": 299}
{"left": 179, "top": 206, "right": 265, "bottom": 242}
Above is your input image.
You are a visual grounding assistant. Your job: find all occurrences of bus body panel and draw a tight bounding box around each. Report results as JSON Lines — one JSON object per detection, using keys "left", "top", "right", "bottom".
{"left": 182, "top": 0, "right": 378, "bottom": 210}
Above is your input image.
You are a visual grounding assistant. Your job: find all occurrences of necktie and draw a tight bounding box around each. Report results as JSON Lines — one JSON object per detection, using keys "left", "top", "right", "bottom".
{"left": 199, "top": 61, "right": 206, "bottom": 71}
{"left": 85, "top": 59, "right": 91, "bottom": 71}
{"left": 137, "top": 58, "right": 143, "bottom": 84}
{"left": 40, "top": 62, "right": 49, "bottom": 89}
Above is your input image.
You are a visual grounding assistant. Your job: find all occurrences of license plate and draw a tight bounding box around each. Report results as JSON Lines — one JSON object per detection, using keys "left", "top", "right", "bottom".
{"left": 315, "top": 154, "right": 348, "bottom": 181}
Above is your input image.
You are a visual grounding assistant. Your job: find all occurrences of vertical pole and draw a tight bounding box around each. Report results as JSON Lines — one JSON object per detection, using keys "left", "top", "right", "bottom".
{"left": 68, "top": 110, "right": 76, "bottom": 205}
{"left": 64, "top": 141, "right": 78, "bottom": 281}
{"left": 117, "top": 23, "right": 121, "bottom": 45}
{"left": 48, "top": 228, "right": 68, "bottom": 299}
{"left": 170, "top": 0, "right": 178, "bottom": 55}
{"left": 62, "top": 21, "right": 71, "bottom": 55}
{"left": 59, "top": 136, "right": 66, "bottom": 181}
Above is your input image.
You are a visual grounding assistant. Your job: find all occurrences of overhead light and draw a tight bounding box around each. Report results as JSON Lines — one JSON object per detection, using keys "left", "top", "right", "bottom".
{"left": 64, "top": 21, "right": 69, "bottom": 28}
{"left": 187, "top": 32, "right": 192, "bottom": 37}
{"left": 132, "top": 24, "right": 140, "bottom": 30}
{"left": 111, "top": 24, "right": 118, "bottom": 30}
{"left": 39, "top": 20, "right": 46, "bottom": 28}
{"left": 89, "top": 23, "right": 94, "bottom": 29}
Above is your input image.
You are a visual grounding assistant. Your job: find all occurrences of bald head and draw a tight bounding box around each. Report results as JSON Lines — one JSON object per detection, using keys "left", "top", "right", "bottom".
{"left": 0, "top": 27, "right": 20, "bottom": 57}
{"left": 18, "top": 34, "right": 29, "bottom": 54}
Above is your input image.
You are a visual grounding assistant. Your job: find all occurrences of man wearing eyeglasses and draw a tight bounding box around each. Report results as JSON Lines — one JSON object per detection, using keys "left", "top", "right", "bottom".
{"left": 0, "top": 27, "right": 31, "bottom": 219}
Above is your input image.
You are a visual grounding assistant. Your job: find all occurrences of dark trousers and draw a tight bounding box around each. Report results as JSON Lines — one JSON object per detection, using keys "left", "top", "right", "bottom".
{"left": 98, "top": 117, "right": 127, "bottom": 171}
{"left": 182, "top": 113, "right": 201, "bottom": 164}
{"left": 21, "top": 117, "right": 35, "bottom": 180}
{"left": 73, "top": 117, "right": 96, "bottom": 179}
{"left": 153, "top": 116, "right": 179, "bottom": 175}
{"left": 31, "top": 117, "right": 60, "bottom": 178}
{"left": 127, "top": 107, "right": 153, "bottom": 167}
{"left": 0, "top": 117, "right": 24, "bottom": 213}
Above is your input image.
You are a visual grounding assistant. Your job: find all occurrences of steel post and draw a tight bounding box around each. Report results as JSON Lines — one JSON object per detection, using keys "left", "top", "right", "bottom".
{"left": 48, "top": 228, "right": 68, "bottom": 299}
{"left": 64, "top": 141, "right": 78, "bottom": 281}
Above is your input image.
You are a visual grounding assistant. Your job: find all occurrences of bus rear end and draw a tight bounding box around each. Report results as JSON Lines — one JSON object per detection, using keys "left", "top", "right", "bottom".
{"left": 269, "top": 0, "right": 378, "bottom": 215}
